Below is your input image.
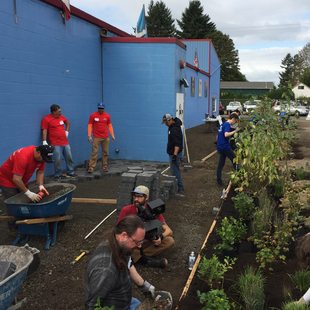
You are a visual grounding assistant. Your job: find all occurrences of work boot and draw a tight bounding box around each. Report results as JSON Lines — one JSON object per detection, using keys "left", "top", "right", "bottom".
{"left": 137, "top": 255, "right": 168, "bottom": 268}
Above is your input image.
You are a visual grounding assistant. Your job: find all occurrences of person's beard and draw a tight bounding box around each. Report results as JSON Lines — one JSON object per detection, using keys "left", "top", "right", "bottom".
{"left": 119, "top": 243, "right": 132, "bottom": 257}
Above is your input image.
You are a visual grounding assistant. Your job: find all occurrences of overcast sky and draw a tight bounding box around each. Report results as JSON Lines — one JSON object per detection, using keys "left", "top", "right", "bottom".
{"left": 70, "top": 0, "right": 310, "bottom": 86}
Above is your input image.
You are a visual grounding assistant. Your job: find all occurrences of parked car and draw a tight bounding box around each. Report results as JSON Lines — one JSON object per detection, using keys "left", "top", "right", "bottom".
{"left": 243, "top": 100, "right": 261, "bottom": 113}
{"left": 226, "top": 101, "right": 242, "bottom": 113}
{"left": 273, "top": 101, "right": 309, "bottom": 116}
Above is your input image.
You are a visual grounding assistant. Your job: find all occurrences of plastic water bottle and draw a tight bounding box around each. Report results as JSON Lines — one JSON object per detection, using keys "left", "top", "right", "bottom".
{"left": 188, "top": 251, "right": 196, "bottom": 270}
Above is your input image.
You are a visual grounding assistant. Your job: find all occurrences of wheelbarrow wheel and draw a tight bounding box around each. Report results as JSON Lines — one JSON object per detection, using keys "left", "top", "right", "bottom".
{"left": 27, "top": 252, "right": 40, "bottom": 276}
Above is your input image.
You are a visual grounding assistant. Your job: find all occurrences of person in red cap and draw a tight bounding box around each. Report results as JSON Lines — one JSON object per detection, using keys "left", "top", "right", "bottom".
{"left": 0, "top": 145, "right": 54, "bottom": 202}
{"left": 87, "top": 102, "right": 115, "bottom": 173}
{"left": 41, "top": 104, "right": 76, "bottom": 179}
{"left": 117, "top": 185, "right": 175, "bottom": 268}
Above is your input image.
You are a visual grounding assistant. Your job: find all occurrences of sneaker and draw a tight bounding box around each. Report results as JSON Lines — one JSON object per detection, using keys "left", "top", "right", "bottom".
{"left": 67, "top": 173, "right": 78, "bottom": 178}
{"left": 138, "top": 255, "right": 168, "bottom": 268}
{"left": 87, "top": 169, "right": 93, "bottom": 174}
{"left": 54, "top": 175, "right": 66, "bottom": 180}
{"left": 176, "top": 190, "right": 185, "bottom": 197}
{"left": 102, "top": 165, "right": 109, "bottom": 172}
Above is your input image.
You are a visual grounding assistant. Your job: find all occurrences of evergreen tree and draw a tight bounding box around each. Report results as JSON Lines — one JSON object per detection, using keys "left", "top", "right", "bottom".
{"left": 210, "top": 30, "right": 246, "bottom": 81}
{"left": 300, "top": 67, "right": 310, "bottom": 86}
{"left": 278, "top": 53, "right": 294, "bottom": 88}
{"left": 146, "top": 1, "right": 176, "bottom": 37}
{"left": 177, "top": 0, "right": 216, "bottom": 38}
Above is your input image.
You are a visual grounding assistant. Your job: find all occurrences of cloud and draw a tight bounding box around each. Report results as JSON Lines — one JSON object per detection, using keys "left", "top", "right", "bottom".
{"left": 70, "top": 0, "right": 310, "bottom": 84}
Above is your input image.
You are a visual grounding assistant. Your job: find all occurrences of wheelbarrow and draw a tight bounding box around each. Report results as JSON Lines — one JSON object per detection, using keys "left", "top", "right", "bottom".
{"left": 0, "top": 244, "right": 38, "bottom": 310}
{"left": 4, "top": 183, "right": 76, "bottom": 250}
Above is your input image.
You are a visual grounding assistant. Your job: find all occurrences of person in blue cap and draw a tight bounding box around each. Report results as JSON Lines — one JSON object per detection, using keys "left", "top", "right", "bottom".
{"left": 87, "top": 102, "right": 115, "bottom": 173}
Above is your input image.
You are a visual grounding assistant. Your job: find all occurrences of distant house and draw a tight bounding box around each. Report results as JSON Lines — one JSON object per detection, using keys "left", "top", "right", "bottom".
{"left": 220, "top": 81, "right": 274, "bottom": 97}
{"left": 292, "top": 82, "right": 310, "bottom": 98}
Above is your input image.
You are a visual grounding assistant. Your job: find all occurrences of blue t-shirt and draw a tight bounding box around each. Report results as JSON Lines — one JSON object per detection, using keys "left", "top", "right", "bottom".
{"left": 217, "top": 121, "right": 232, "bottom": 151}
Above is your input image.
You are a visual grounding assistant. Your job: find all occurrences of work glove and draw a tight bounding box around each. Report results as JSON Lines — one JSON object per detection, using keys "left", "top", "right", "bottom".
{"left": 25, "top": 190, "right": 42, "bottom": 202}
{"left": 39, "top": 185, "right": 49, "bottom": 196}
{"left": 172, "top": 154, "right": 177, "bottom": 161}
{"left": 42, "top": 140, "right": 48, "bottom": 145}
{"left": 139, "top": 280, "right": 155, "bottom": 298}
{"left": 88, "top": 136, "right": 93, "bottom": 144}
{"left": 65, "top": 131, "right": 69, "bottom": 138}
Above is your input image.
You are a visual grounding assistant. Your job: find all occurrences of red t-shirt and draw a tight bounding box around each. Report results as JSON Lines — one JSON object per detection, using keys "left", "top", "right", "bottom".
{"left": 118, "top": 204, "right": 165, "bottom": 223}
{"left": 0, "top": 146, "right": 45, "bottom": 188}
{"left": 41, "top": 114, "right": 69, "bottom": 146}
{"left": 88, "top": 112, "right": 111, "bottom": 139}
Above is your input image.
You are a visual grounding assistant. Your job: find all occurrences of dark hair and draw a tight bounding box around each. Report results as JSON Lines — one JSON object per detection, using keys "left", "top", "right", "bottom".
{"left": 50, "top": 104, "right": 60, "bottom": 113}
{"left": 109, "top": 215, "right": 145, "bottom": 270}
{"left": 229, "top": 112, "right": 239, "bottom": 120}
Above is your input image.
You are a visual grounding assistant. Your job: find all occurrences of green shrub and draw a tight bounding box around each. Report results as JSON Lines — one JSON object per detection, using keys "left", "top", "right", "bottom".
{"left": 237, "top": 266, "right": 265, "bottom": 310}
{"left": 289, "top": 268, "right": 310, "bottom": 293}
{"left": 198, "top": 255, "right": 236, "bottom": 289}
{"left": 232, "top": 192, "right": 255, "bottom": 220}
{"left": 197, "top": 289, "right": 231, "bottom": 310}
{"left": 282, "top": 301, "right": 309, "bottom": 310}
{"left": 95, "top": 298, "right": 114, "bottom": 310}
{"left": 215, "top": 217, "right": 247, "bottom": 252}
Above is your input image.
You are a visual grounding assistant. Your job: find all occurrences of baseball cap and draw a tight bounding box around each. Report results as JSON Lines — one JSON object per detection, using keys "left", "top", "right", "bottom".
{"left": 162, "top": 113, "right": 173, "bottom": 123}
{"left": 37, "top": 145, "right": 54, "bottom": 163}
{"left": 97, "top": 102, "right": 105, "bottom": 109}
{"left": 132, "top": 185, "right": 149, "bottom": 199}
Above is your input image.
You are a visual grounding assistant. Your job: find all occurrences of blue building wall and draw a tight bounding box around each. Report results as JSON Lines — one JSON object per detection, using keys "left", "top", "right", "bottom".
{"left": 0, "top": 0, "right": 105, "bottom": 172}
{"left": 102, "top": 41, "right": 186, "bottom": 162}
{"left": 0, "top": 0, "right": 221, "bottom": 167}
{"left": 181, "top": 40, "right": 220, "bottom": 128}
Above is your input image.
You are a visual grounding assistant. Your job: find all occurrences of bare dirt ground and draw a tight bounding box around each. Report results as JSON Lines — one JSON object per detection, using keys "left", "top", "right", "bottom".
{"left": 0, "top": 117, "right": 309, "bottom": 310}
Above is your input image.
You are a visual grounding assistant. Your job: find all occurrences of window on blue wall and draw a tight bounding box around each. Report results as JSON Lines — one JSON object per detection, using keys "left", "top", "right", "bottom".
{"left": 191, "top": 77, "right": 195, "bottom": 97}
{"left": 198, "top": 79, "right": 202, "bottom": 97}
{"left": 204, "top": 80, "right": 208, "bottom": 97}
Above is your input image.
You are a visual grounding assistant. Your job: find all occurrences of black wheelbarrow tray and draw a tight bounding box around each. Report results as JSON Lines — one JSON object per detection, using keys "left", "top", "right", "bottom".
{"left": 4, "top": 183, "right": 76, "bottom": 250}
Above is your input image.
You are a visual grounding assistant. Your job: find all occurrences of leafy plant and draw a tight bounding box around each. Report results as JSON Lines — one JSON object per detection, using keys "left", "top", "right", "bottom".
{"left": 232, "top": 192, "right": 255, "bottom": 220}
{"left": 282, "top": 301, "right": 309, "bottom": 310}
{"left": 215, "top": 217, "right": 247, "bottom": 252}
{"left": 198, "top": 255, "right": 236, "bottom": 289}
{"left": 237, "top": 266, "right": 265, "bottom": 310}
{"left": 197, "top": 289, "right": 231, "bottom": 310}
{"left": 289, "top": 268, "right": 310, "bottom": 293}
{"left": 95, "top": 298, "right": 114, "bottom": 310}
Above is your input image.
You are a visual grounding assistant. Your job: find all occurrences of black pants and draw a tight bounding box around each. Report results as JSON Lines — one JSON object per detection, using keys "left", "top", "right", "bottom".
{"left": 216, "top": 149, "right": 235, "bottom": 182}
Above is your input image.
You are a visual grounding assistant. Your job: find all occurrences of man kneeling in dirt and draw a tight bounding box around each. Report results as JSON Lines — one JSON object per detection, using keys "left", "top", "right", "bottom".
{"left": 117, "top": 185, "right": 175, "bottom": 268}
{"left": 85, "top": 215, "right": 155, "bottom": 309}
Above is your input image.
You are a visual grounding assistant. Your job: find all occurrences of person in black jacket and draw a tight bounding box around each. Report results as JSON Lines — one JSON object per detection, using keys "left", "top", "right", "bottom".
{"left": 162, "top": 114, "right": 185, "bottom": 196}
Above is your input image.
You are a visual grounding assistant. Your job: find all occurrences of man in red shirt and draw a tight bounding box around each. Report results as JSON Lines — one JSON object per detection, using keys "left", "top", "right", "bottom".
{"left": 87, "top": 102, "right": 115, "bottom": 173}
{"left": 118, "top": 185, "right": 175, "bottom": 268}
{"left": 41, "top": 104, "right": 76, "bottom": 179}
{"left": 0, "top": 145, "right": 54, "bottom": 201}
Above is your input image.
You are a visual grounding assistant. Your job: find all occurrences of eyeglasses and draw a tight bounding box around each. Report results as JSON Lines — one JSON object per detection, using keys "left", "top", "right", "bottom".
{"left": 129, "top": 236, "right": 144, "bottom": 246}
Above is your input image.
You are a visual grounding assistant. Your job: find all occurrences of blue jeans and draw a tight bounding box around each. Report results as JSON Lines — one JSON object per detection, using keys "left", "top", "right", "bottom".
{"left": 129, "top": 297, "right": 141, "bottom": 310}
{"left": 216, "top": 149, "right": 235, "bottom": 182}
{"left": 169, "top": 153, "right": 184, "bottom": 192}
{"left": 53, "top": 145, "right": 74, "bottom": 177}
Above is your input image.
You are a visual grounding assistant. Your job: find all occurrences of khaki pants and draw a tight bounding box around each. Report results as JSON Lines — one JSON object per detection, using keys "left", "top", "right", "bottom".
{"left": 131, "top": 235, "right": 175, "bottom": 263}
{"left": 88, "top": 137, "right": 110, "bottom": 171}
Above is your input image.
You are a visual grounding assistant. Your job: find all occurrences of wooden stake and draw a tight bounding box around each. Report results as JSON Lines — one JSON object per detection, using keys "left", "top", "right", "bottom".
{"left": 0, "top": 215, "right": 15, "bottom": 222}
{"left": 183, "top": 126, "right": 191, "bottom": 164}
{"left": 201, "top": 150, "right": 217, "bottom": 162}
{"left": 72, "top": 198, "right": 117, "bottom": 205}
{"left": 15, "top": 214, "right": 72, "bottom": 225}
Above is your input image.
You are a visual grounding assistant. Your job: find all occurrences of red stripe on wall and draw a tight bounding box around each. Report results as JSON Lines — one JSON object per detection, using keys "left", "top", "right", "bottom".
{"left": 41, "top": 0, "right": 130, "bottom": 37}
{"left": 102, "top": 37, "right": 187, "bottom": 49}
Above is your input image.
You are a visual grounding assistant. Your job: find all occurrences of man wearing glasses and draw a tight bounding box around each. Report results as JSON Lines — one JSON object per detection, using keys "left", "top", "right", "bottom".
{"left": 85, "top": 215, "right": 155, "bottom": 310}
{"left": 117, "top": 185, "right": 175, "bottom": 268}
